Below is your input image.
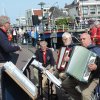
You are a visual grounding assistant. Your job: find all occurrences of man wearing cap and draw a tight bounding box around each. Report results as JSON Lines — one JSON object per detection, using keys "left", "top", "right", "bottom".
{"left": 35, "top": 40, "right": 56, "bottom": 97}
{"left": 0, "top": 16, "right": 22, "bottom": 67}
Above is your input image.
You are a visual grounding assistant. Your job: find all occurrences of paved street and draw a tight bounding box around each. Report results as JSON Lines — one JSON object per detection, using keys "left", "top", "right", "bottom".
{"left": 16, "top": 45, "right": 35, "bottom": 70}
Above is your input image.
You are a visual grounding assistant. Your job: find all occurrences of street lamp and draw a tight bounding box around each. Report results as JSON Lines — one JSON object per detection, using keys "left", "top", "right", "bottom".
{"left": 38, "top": 2, "right": 45, "bottom": 39}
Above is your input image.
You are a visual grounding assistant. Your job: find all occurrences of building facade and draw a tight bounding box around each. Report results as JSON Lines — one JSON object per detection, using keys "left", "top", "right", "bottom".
{"left": 66, "top": 0, "right": 100, "bottom": 20}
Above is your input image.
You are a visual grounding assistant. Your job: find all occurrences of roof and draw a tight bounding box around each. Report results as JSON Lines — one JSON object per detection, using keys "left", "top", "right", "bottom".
{"left": 49, "top": 7, "right": 67, "bottom": 19}
{"left": 33, "top": 10, "right": 42, "bottom": 16}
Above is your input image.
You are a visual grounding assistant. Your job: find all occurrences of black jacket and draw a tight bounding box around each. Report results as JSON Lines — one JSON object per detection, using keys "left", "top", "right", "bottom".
{"left": 87, "top": 44, "right": 100, "bottom": 78}
{"left": 35, "top": 48, "right": 55, "bottom": 67}
{"left": 0, "top": 28, "right": 20, "bottom": 61}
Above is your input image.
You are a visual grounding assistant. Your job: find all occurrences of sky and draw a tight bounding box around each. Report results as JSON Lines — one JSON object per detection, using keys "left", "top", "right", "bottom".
{"left": 0, "top": 0, "right": 73, "bottom": 24}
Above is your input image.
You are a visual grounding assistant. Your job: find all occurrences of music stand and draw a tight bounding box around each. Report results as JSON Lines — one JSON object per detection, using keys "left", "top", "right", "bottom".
{"left": 31, "top": 60, "right": 62, "bottom": 100}
{"left": 31, "top": 60, "right": 44, "bottom": 100}
{"left": 22, "top": 54, "right": 36, "bottom": 73}
{"left": 1, "top": 61, "right": 37, "bottom": 100}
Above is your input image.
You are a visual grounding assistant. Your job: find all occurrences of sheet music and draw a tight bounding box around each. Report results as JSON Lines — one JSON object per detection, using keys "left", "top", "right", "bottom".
{"left": 3, "top": 62, "right": 37, "bottom": 97}
{"left": 31, "top": 59, "right": 45, "bottom": 71}
{"left": 45, "top": 70, "right": 62, "bottom": 88}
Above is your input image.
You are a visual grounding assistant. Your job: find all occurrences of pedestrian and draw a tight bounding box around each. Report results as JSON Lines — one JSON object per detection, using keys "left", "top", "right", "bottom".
{"left": 61, "top": 33, "right": 100, "bottom": 100}
{"left": 94, "top": 20, "right": 100, "bottom": 46}
{"left": 0, "top": 15, "right": 22, "bottom": 68}
{"left": 89, "top": 24, "right": 97, "bottom": 44}
{"left": 12, "top": 28, "right": 17, "bottom": 43}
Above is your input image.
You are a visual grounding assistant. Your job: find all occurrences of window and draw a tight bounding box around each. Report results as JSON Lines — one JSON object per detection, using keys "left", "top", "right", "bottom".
{"left": 97, "top": 5, "right": 100, "bottom": 14}
{"left": 82, "top": 6, "right": 88, "bottom": 15}
{"left": 90, "top": 5, "right": 96, "bottom": 14}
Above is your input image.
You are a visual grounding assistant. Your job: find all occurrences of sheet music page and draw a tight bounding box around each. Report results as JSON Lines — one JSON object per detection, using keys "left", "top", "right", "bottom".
{"left": 31, "top": 59, "right": 45, "bottom": 71}
{"left": 45, "top": 70, "right": 62, "bottom": 88}
{"left": 3, "top": 62, "right": 37, "bottom": 96}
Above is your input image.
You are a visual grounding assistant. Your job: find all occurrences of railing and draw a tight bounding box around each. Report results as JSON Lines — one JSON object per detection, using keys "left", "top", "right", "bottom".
{"left": 43, "top": 23, "right": 89, "bottom": 33}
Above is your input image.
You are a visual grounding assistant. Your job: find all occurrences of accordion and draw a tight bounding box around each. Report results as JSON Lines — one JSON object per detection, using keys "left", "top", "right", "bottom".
{"left": 2, "top": 61, "right": 37, "bottom": 100}
{"left": 66, "top": 46, "right": 97, "bottom": 83}
{"left": 56, "top": 47, "right": 71, "bottom": 71}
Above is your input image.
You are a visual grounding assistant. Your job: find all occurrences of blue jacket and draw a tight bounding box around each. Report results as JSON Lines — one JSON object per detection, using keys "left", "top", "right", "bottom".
{"left": 87, "top": 44, "right": 100, "bottom": 78}
{"left": 87, "top": 44, "right": 100, "bottom": 57}
{"left": 0, "top": 28, "right": 20, "bottom": 61}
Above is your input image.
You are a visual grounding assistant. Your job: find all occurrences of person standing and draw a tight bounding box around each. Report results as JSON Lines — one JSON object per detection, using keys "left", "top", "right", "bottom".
{"left": 94, "top": 21, "right": 100, "bottom": 46}
{"left": 12, "top": 29, "right": 17, "bottom": 43}
{"left": 0, "top": 16, "right": 22, "bottom": 67}
{"left": 89, "top": 24, "right": 97, "bottom": 44}
{"left": 61, "top": 33, "right": 100, "bottom": 100}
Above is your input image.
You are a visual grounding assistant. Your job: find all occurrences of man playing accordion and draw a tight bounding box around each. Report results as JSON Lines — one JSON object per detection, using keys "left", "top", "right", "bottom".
{"left": 54, "top": 32, "right": 75, "bottom": 80}
{"left": 61, "top": 33, "right": 100, "bottom": 100}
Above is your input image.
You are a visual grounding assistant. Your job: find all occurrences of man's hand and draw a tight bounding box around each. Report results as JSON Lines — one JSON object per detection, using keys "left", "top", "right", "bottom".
{"left": 88, "top": 63, "right": 97, "bottom": 71}
{"left": 64, "top": 56, "right": 70, "bottom": 62}
{"left": 48, "top": 67, "right": 54, "bottom": 73}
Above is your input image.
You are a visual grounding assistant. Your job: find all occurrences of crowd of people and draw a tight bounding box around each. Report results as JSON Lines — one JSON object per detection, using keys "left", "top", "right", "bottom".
{"left": 0, "top": 15, "right": 100, "bottom": 100}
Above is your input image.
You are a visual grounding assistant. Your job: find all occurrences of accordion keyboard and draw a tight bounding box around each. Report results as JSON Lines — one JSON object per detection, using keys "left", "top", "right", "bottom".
{"left": 83, "top": 56, "right": 96, "bottom": 81}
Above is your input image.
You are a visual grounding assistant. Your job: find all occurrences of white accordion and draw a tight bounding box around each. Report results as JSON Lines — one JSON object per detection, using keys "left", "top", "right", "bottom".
{"left": 66, "top": 46, "right": 97, "bottom": 83}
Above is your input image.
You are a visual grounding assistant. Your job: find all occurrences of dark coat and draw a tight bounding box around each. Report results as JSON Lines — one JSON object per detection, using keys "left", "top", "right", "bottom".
{"left": 87, "top": 44, "right": 100, "bottom": 78}
{"left": 35, "top": 48, "right": 55, "bottom": 67}
{"left": 0, "top": 28, "right": 20, "bottom": 61}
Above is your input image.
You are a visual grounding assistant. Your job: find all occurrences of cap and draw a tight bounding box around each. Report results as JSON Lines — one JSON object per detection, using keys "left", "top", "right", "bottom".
{"left": 0, "top": 16, "right": 10, "bottom": 26}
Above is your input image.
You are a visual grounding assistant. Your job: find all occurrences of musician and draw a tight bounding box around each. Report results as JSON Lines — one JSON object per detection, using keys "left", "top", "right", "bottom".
{"left": 35, "top": 40, "right": 55, "bottom": 69}
{"left": 61, "top": 33, "right": 100, "bottom": 100}
{"left": 35, "top": 40, "right": 56, "bottom": 96}
{"left": 54, "top": 32, "right": 75, "bottom": 80}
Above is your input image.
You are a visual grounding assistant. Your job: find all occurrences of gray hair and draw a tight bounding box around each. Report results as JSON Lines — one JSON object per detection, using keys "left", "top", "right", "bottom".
{"left": 0, "top": 16, "right": 10, "bottom": 27}
{"left": 62, "top": 32, "right": 72, "bottom": 39}
{"left": 62, "top": 32, "right": 72, "bottom": 46}
{"left": 94, "top": 20, "right": 100, "bottom": 26}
